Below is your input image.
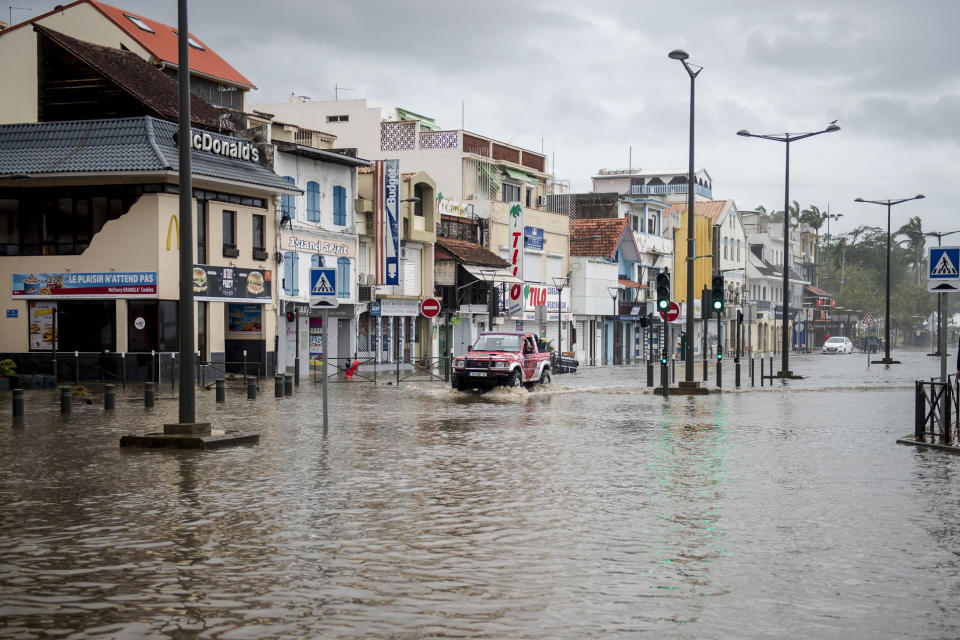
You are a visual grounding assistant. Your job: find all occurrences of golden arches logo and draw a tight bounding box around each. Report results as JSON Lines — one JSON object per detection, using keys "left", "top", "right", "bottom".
{"left": 166, "top": 214, "right": 179, "bottom": 250}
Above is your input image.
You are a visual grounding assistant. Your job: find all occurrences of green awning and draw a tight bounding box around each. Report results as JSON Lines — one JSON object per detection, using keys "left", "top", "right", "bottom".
{"left": 502, "top": 166, "right": 538, "bottom": 184}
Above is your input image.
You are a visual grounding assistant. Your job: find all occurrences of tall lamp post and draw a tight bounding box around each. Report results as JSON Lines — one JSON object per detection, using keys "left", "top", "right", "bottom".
{"left": 823, "top": 210, "right": 843, "bottom": 288}
{"left": 924, "top": 229, "right": 959, "bottom": 377}
{"left": 552, "top": 276, "right": 568, "bottom": 355}
{"left": 668, "top": 49, "right": 702, "bottom": 384}
{"left": 607, "top": 286, "right": 620, "bottom": 366}
{"left": 853, "top": 195, "right": 925, "bottom": 365}
{"left": 737, "top": 122, "right": 840, "bottom": 377}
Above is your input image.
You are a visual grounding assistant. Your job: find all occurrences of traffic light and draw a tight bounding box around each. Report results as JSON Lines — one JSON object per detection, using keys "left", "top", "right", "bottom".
{"left": 656, "top": 272, "right": 670, "bottom": 312}
{"left": 717, "top": 345, "right": 723, "bottom": 361}
{"left": 711, "top": 275, "right": 724, "bottom": 313}
{"left": 660, "top": 351, "right": 668, "bottom": 366}
{"left": 286, "top": 311, "right": 295, "bottom": 322}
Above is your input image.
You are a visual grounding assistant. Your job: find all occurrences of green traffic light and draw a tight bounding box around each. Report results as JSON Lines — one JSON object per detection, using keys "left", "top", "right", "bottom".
{"left": 658, "top": 299, "right": 668, "bottom": 309}
{"left": 713, "top": 300, "right": 722, "bottom": 310}
{"left": 717, "top": 353, "right": 722, "bottom": 360}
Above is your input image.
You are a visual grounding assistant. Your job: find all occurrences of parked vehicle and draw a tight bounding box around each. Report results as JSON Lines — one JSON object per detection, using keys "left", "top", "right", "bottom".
{"left": 822, "top": 336, "right": 854, "bottom": 354}
{"left": 452, "top": 332, "right": 552, "bottom": 391}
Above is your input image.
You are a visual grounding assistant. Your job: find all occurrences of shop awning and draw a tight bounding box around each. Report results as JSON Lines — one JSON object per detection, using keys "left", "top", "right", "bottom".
{"left": 502, "top": 166, "right": 539, "bottom": 184}
{"left": 462, "top": 263, "right": 522, "bottom": 285}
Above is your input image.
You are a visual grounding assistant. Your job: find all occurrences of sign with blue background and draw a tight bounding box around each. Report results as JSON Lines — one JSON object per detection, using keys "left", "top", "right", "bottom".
{"left": 928, "top": 246, "right": 960, "bottom": 292}
{"left": 310, "top": 268, "right": 337, "bottom": 299}
{"left": 525, "top": 226, "right": 544, "bottom": 250}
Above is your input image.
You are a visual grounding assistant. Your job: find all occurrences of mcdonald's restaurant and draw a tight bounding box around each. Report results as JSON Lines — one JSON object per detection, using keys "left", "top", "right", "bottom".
{"left": 0, "top": 116, "right": 298, "bottom": 381}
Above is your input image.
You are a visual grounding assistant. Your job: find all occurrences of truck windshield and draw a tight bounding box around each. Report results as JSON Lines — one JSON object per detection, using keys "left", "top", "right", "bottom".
{"left": 472, "top": 335, "right": 521, "bottom": 352}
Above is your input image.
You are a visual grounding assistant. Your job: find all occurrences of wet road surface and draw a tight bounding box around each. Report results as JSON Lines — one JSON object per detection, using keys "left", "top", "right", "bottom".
{"left": 1, "top": 350, "right": 958, "bottom": 638}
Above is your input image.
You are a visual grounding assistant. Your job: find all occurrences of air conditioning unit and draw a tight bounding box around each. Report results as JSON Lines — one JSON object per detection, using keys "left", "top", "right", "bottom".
{"left": 358, "top": 273, "right": 367, "bottom": 285}
{"left": 537, "top": 195, "right": 546, "bottom": 206}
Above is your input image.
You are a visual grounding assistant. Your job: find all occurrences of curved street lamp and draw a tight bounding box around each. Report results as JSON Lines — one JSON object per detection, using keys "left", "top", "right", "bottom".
{"left": 853, "top": 194, "right": 925, "bottom": 364}
{"left": 668, "top": 49, "right": 702, "bottom": 385}
{"left": 737, "top": 122, "right": 840, "bottom": 377}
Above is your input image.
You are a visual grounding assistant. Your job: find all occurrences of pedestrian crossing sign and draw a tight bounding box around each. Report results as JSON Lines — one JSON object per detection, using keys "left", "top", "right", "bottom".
{"left": 928, "top": 246, "right": 960, "bottom": 292}
{"left": 310, "top": 268, "right": 336, "bottom": 297}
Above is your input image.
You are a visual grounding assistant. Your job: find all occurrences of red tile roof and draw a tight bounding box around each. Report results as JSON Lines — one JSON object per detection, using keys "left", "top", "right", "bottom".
{"left": 619, "top": 278, "right": 644, "bottom": 289}
{"left": 569, "top": 217, "right": 631, "bottom": 259}
{"left": 666, "top": 199, "right": 733, "bottom": 222}
{"left": 89, "top": 1, "right": 255, "bottom": 88}
{"left": 436, "top": 237, "right": 509, "bottom": 267}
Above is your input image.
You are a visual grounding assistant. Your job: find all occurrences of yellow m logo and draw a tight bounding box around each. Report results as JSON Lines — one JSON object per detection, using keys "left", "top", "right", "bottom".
{"left": 166, "top": 214, "right": 180, "bottom": 250}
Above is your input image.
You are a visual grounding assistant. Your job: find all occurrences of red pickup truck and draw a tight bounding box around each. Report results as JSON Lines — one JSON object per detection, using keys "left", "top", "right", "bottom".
{"left": 452, "top": 331, "right": 552, "bottom": 391}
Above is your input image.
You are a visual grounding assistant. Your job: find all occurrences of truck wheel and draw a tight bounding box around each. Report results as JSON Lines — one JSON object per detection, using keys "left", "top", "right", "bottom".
{"left": 452, "top": 374, "right": 465, "bottom": 391}
{"left": 507, "top": 369, "right": 522, "bottom": 389}
{"left": 539, "top": 368, "right": 552, "bottom": 386}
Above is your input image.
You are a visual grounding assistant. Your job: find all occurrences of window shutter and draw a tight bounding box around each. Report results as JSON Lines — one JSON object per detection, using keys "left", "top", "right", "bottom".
{"left": 283, "top": 251, "right": 295, "bottom": 295}
{"left": 307, "top": 181, "right": 320, "bottom": 222}
{"left": 282, "top": 176, "right": 296, "bottom": 220}
{"left": 333, "top": 186, "right": 346, "bottom": 225}
{"left": 337, "top": 257, "right": 350, "bottom": 298}
{"left": 291, "top": 252, "right": 300, "bottom": 295}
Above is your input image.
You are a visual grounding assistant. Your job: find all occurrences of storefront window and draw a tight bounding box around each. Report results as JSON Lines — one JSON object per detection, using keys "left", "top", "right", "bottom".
{"left": 127, "top": 300, "right": 179, "bottom": 352}
{"left": 222, "top": 210, "right": 237, "bottom": 255}
{"left": 56, "top": 301, "right": 116, "bottom": 352}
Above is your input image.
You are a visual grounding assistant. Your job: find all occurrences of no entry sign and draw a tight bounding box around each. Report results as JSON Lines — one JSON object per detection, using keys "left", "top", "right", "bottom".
{"left": 659, "top": 301, "right": 680, "bottom": 322}
{"left": 420, "top": 298, "right": 441, "bottom": 318}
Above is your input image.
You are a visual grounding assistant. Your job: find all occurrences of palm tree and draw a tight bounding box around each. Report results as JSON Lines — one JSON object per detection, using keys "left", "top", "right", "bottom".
{"left": 895, "top": 216, "right": 925, "bottom": 285}
{"left": 799, "top": 204, "right": 824, "bottom": 232}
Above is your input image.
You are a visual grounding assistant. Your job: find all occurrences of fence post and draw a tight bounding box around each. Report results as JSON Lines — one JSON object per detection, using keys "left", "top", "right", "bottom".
{"left": 170, "top": 353, "right": 176, "bottom": 392}
{"left": 121, "top": 352, "right": 126, "bottom": 391}
{"left": 915, "top": 381, "right": 925, "bottom": 441}
{"left": 74, "top": 351, "right": 79, "bottom": 386}
{"left": 13, "top": 388, "right": 24, "bottom": 419}
{"left": 943, "top": 383, "right": 952, "bottom": 444}
{"left": 104, "top": 384, "right": 115, "bottom": 411}
{"left": 243, "top": 350, "right": 248, "bottom": 387}
{"left": 151, "top": 350, "right": 156, "bottom": 383}
{"left": 760, "top": 357, "right": 765, "bottom": 387}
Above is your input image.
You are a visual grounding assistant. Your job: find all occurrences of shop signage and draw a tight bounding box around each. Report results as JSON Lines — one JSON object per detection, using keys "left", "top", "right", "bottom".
{"left": 374, "top": 159, "right": 400, "bottom": 285}
{"left": 525, "top": 226, "right": 544, "bottom": 250}
{"left": 133, "top": 316, "right": 146, "bottom": 330}
{"left": 523, "top": 284, "right": 549, "bottom": 311}
{"left": 369, "top": 300, "right": 382, "bottom": 317}
{"left": 188, "top": 130, "right": 260, "bottom": 162}
{"left": 6, "top": 309, "right": 17, "bottom": 318}
{"left": 280, "top": 229, "right": 355, "bottom": 258}
{"left": 28, "top": 302, "right": 55, "bottom": 350}
{"left": 377, "top": 298, "right": 420, "bottom": 317}
{"left": 193, "top": 264, "right": 271, "bottom": 303}
{"left": 12, "top": 272, "right": 158, "bottom": 299}
{"left": 438, "top": 199, "right": 473, "bottom": 217}
{"left": 508, "top": 203, "right": 524, "bottom": 316}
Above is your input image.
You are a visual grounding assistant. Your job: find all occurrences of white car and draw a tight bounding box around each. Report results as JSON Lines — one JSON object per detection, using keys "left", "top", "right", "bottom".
{"left": 822, "top": 336, "right": 853, "bottom": 354}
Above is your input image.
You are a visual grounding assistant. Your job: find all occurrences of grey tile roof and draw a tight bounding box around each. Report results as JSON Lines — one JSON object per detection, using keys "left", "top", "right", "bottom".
{"left": 0, "top": 116, "right": 300, "bottom": 193}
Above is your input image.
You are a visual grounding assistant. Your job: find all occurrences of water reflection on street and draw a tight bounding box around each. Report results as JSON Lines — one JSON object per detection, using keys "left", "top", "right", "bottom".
{"left": 1, "top": 350, "right": 959, "bottom": 638}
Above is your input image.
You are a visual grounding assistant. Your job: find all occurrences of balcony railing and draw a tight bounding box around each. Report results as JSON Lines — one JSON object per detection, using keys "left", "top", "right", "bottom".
{"left": 631, "top": 183, "right": 712, "bottom": 199}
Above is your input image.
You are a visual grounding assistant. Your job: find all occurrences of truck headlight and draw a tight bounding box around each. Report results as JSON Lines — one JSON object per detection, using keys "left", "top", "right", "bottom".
{"left": 454, "top": 358, "right": 464, "bottom": 368}
{"left": 492, "top": 360, "right": 508, "bottom": 369}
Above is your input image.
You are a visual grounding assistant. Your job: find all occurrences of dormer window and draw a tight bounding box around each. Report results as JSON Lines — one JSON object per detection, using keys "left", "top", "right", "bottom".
{"left": 124, "top": 14, "right": 154, "bottom": 33}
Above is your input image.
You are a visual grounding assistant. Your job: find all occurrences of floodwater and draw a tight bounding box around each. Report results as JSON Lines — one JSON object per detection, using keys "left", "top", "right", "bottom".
{"left": 1, "top": 350, "right": 959, "bottom": 639}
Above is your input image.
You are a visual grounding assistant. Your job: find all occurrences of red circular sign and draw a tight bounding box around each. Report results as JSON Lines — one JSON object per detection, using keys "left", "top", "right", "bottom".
{"left": 659, "top": 301, "right": 680, "bottom": 322}
{"left": 420, "top": 298, "right": 441, "bottom": 318}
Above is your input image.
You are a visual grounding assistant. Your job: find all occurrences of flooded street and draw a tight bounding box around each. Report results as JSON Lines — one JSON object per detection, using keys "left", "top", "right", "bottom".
{"left": 2, "top": 350, "right": 959, "bottom": 639}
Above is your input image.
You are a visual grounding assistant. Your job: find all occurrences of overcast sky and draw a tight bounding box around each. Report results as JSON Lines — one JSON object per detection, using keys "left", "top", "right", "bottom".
{"left": 22, "top": 0, "right": 960, "bottom": 242}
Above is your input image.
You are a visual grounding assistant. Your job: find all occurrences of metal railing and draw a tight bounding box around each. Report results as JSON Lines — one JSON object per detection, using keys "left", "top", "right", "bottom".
{"left": 631, "top": 183, "right": 712, "bottom": 199}
{"left": 309, "top": 356, "right": 451, "bottom": 385}
{"left": 914, "top": 376, "right": 958, "bottom": 445}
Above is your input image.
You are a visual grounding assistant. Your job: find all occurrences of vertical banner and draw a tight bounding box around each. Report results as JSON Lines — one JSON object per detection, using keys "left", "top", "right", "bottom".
{"left": 508, "top": 202, "right": 524, "bottom": 317}
{"left": 374, "top": 159, "right": 400, "bottom": 285}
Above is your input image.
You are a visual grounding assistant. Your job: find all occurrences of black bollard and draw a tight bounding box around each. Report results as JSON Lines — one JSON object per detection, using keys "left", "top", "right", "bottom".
{"left": 760, "top": 358, "right": 764, "bottom": 387}
{"left": 104, "top": 384, "right": 115, "bottom": 411}
{"left": 13, "top": 388, "right": 24, "bottom": 418}
{"left": 646, "top": 362, "right": 653, "bottom": 387}
{"left": 717, "top": 359, "right": 722, "bottom": 389}
{"left": 671, "top": 357, "right": 676, "bottom": 383}
{"left": 275, "top": 374, "right": 284, "bottom": 398}
{"left": 703, "top": 356, "right": 708, "bottom": 382}
{"left": 735, "top": 361, "right": 741, "bottom": 388}
{"left": 247, "top": 378, "right": 256, "bottom": 400}
{"left": 215, "top": 378, "right": 225, "bottom": 403}
{"left": 284, "top": 374, "right": 293, "bottom": 396}
{"left": 750, "top": 356, "right": 755, "bottom": 387}
{"left": 144, "top": 381, "right": 155, "bottom": 408}
{"left": 60, "top": 386, "right": 72, "bottom": 414}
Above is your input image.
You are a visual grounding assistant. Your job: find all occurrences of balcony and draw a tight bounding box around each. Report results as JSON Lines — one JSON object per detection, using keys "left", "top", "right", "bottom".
{"left": 631, "top": 183, "right": 712, "bottom": 199}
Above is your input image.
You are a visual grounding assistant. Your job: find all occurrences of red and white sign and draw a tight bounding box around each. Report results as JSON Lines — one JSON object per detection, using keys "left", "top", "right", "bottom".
{"left": 659, "top": 301, "right": 680, "bottom": 322}
{"left": 420, "top": 298, "right": 441, "bottom": 318}
{"left": 862, "top": 311, "right": 876, "bottom": 326}
{"left": 507, "top": 203, "right": 524, "bottom": 316}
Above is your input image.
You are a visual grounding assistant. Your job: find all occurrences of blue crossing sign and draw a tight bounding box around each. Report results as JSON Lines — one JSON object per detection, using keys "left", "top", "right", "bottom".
{"left": 928, "top": 246, "right": 960, "bottom": 292}
{"left": 309, "top": 268, "right": 338, "bottom": 307}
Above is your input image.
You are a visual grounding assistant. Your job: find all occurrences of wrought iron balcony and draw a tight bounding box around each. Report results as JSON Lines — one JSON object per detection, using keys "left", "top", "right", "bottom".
{"left": 631, "top": 183, "right": 712, "bottom": 199}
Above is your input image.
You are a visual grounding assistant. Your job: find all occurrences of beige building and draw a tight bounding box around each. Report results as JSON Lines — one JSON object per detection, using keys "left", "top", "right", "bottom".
{"left": 0, "top": 117, "right": 297, "bottom": 380}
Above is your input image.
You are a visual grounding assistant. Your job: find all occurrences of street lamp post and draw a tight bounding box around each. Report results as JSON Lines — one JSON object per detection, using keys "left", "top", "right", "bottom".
{"left": 737, "top": 122, "right": 840, "bottom": 377}
{"left": 607, "top": 286, "right": 620, "bottom": 366}
{"left": 823, "top": 210, "right": 843, "bottom": 288}
{"left": 669, "top": 49, "right": 702, "bottom": 384}
{"left": 924, "top": 229, "right": 960, "bottom": 379}
{"left": 854, "top": 195, "right": 925, "bottom": 365}
{"left": 552, "top": 276, "right": 568, "bottom": 367}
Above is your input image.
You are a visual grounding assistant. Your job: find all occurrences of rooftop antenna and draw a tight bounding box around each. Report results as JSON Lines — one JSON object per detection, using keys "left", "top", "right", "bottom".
{"left": 461, "top": 100, "right": 464, "bottom": 130}
{"left": 9, "top": 6, "right": 31, "bottom": 27}
{"left": 334, "top": 84, "right": 354, "bottom": 101}
{"left": 629, "top": 146, "right": 632, "bottom": 173}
